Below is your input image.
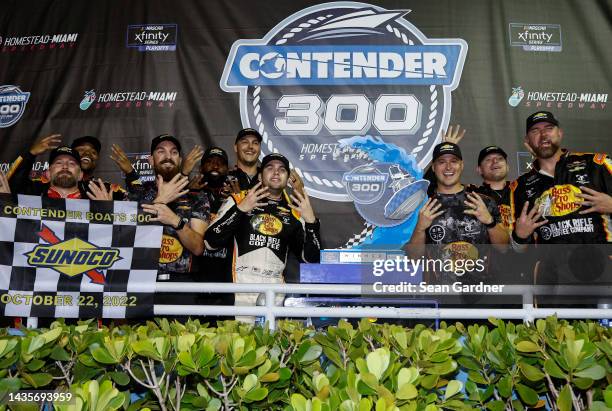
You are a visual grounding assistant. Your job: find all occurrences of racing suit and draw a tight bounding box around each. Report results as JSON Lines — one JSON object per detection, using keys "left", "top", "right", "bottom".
{"left": 204, "top": 193, "right": 321, "bottom": 320}
{"left": 510, "top": 150, "right": 612, "bottom": 245}
{"left": 510, "top": 150, "right": 612, "bottom": 287}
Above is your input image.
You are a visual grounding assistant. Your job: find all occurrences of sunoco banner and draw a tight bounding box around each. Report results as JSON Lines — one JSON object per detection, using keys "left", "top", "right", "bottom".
{"left": 0, "top": 195, "right": 162, "bottom": 318}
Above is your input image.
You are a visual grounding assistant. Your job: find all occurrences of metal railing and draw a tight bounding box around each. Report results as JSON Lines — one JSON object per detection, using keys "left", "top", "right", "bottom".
{"left": 151, "top": 282, "right": 612, "bottom": 330}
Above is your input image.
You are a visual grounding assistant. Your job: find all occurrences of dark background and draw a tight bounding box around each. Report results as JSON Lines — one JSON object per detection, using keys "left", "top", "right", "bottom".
{"left": 0, "top": 0, "right": 610, "bottom": 248}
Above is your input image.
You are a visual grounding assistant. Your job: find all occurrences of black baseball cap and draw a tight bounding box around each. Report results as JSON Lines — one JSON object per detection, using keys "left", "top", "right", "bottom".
{"left": 235, "top": 128, "right": 263, "bottom": 144}
{"left": 202, "top": 146, "right": 228, "bottom": 164}
{"left": 526, "top": 111, "right": 559, "bottom": 133}
{"left": 432, "top": 142, "right": 462, "bottom": 161}
{"left": 151, "top": 134, "right": 181, "bottom": 154}
{"left": 71, "top": 136, "right": 101, "bottom": 153}
{"left": 49, "top": 145, "right": 81, "bottom": 165}
{"left": 261, "top": 153, "right": 290, "bottom": 171}
{"left": 478, "top": 145, "right": 507, "bottom": 164}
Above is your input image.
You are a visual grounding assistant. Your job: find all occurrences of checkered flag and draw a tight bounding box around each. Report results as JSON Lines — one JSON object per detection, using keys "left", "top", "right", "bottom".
{"left": 0, "top": 194, "right": 162, "bottom": 319}
{"left": 342, "top": 222, "right": 376, "bottom": 248}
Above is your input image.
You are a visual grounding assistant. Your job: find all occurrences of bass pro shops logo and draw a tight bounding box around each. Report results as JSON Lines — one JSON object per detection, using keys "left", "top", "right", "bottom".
{"left": 221, "top": 2, "right": 467, "bottom": 201}
{"left": 25, "top": 225, "right": 121, "bottom": 284}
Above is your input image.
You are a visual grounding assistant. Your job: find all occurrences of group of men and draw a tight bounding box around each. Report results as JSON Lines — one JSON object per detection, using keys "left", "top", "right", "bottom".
{"left": 1, "top": 127, "right": 322, "bottom": 322}
{"left": 410, "top": 111, "right": 611, "bottom": 288}
{"left": 0, "top": 110, "right": 609, "bottom": 322}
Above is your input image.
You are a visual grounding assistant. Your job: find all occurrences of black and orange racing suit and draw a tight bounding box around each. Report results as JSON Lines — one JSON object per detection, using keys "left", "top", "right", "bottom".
{"left": 510, "top": 150, "right": 612, "bottom": 286}
{"left": 204, "top": 192, "right": 321, "bottom": 314}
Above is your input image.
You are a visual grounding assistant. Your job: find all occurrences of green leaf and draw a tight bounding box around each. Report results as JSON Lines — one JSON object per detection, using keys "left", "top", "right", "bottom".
{"left": 515, "top": 341, "right": 539, "bottom": 353}
{"left": 366, "top": 348, "right": 390, "bottom": 381}
{"left": 26, "top": 336, "right": 46, "bottom": 355}
{"left": 544, "top": 358, "right": 567, "bottom": 379}
{"left": 25, "top": 359, "right": 45, "bottom": 372}
{"left": 497, "top": 376, "right": 512, "bottom": 398}
{"left": 91, "top": 347, "right": 118, "bottom": 365}
{"left": 516, "top": 383, "right": 539, "bottom": 406}
{"left": 572, "top": 377, "right": 593, "bottom": 390}
{"left": 40, "top": 327, "right": 62, "bottom": 344}
{"left": 485, "top": 400, "right": 506, "bottom": 411}
{"left": 299, "top": 344, "right": 323, "bottom": 363}
{"left": 519, "top": 361, "right": 545, "bottom": 381}
{"left": 457, "top": 356, "right": 480, "bottom": 371}
{"left": 109, "top": 371, "right": 130, "bottom": 386}
{"left": 590, "top": 401, "right": 612, "bottom": 411}
{"left": 22, "top": 372, "right": 53, "bottom": 388}
{"left": 444, "top": 380, "right": 463, "bottom": 400}
{"left": 397, "top": 367, "right": 418, "bottom": 388}
{"left": 605, "top": 387, "right": 612, "bottom": 407}
{"left": 50, "top": 346, "right": 71, "bottom": 361}
{"left": 206, "top": 398, "right": 222, "bottom": 411}
{"left": 574, "top": 364, "right": 605, "bottom": 380}
{"left": 244, "top": 387, "right": 268, "bottom": 402}
{"left": 279, "top": 367, "right": 291, "bottom": 381}
{"left": 557, "top": 384, "right": 572, "bottom": 411}
{"left": 178, "top": 351, "right": 197, "bottom": 370}
{"left": 396, "top": 383, "right": 417, "bottom": 400}
{"left": 0, "top": 377, "right": 22, "bottom": 392}
{"left": 291, "top": 393, "right": 308, "bottom": 411}
{"left": 242, "top": 374, "right": 258, "bottom": 392}
{"left": 177, "top": 333, "right": 195, "bottom": 352}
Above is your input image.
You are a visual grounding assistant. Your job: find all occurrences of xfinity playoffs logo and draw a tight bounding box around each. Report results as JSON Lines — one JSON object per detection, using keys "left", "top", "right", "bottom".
{"left": 1, "top": 32, "right": 79, "bottom": 52}
{"left": 221, "top": 2, "right": 467, "bottom": 201}
{"left": 509, "top": 23, "right": 562, "bottom": 52}
{"left": 0, "top": 85, "right": 30, "bottom": 128}
{"left": 79, "top": 89, "right": 178, "bottom": 110}
{"left": 127, "top": 24, "right": 177, "bottom": 51}
{"left": 508, "top": 86, "right": 607, "bottom": 110}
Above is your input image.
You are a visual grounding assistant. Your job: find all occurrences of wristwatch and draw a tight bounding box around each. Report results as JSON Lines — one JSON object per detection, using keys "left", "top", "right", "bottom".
{"left": 175, "top": 217, "right": 188, "bottom": 230}
{"left": 484, "top": 217, "right": 497, "bottom": 229}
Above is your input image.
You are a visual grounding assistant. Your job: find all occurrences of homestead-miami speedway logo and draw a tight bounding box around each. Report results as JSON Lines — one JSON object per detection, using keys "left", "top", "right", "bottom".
{"left": 221, "top": 2, "right": 467, "bottom": 202}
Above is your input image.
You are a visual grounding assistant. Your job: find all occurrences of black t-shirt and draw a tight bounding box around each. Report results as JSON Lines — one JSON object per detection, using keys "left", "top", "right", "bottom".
{"left": 426, "top": 188, "right": 501, "bottom": 245}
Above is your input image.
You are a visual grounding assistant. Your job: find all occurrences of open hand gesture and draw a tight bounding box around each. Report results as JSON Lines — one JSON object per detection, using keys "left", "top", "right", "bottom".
{"left": 289, "top": 189, "right": 315, "bottom": 223}
{"left": 110, "top": 144, "right": 134, "bottom": 174}
{"left": 463, "top": 192, "right": 494, "bottom": 225}
{"left": 181, "top": 145, "right": 204, "bottom": 176}
{"left": 514, "top": 200, "right": 548, "bottom": 240}
{"left": 577, "top": 186, "right": 612, "bottom": 214}
{"left": 154, "top": 173, "right": 189, "bottom": 204}
{"left": 30, "top": 134, "right": 62, "bottom": 156}
{"left": 237, "top": 182, "right": 268, "bottom": 213}
{"left": 442, "top": 125, "right": 466, "bottom": 144}
{"left": 415, "top": 198, "right": 444, "bottom": 231}
{"left": 87, "top": 178, "right": 112, "bottom": 201}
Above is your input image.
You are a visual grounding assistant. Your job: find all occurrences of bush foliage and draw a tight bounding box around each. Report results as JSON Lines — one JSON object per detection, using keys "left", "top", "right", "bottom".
{"left": 0, "top": 316, "right": 610, "bottom": 410}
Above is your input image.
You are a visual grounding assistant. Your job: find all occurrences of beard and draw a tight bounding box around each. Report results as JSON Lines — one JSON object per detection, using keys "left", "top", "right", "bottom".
{"left": 531, "top": 141, "right": 560, "bottom": 159}
{"left": 155, "top": 160, "right": 180, "bottom": 181}
{"left": 203, "top": 171, "right": 227, "bottom": 188}
{"left": 52, "top": 172, "right": 77, "bottom": 188}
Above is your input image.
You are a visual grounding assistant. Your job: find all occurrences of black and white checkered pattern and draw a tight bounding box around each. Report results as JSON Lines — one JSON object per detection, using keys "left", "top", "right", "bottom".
{"left": 0, "top": 195, "right": 162, "bottom": 319}
{"left": 342, "top": 223, "right": 376, "bottom": 248}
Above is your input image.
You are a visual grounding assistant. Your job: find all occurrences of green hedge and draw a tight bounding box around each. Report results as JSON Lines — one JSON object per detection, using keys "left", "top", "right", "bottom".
{"left": 0, "top": 317, "right": 610, "bottom": 410}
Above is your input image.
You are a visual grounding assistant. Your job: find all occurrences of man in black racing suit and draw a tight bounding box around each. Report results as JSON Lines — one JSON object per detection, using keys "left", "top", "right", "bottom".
{"left": 510, "top": 111, "right": 612, "bottom": 290}
{"left": 204, "top": 153, "right": 321, "bottom": 322}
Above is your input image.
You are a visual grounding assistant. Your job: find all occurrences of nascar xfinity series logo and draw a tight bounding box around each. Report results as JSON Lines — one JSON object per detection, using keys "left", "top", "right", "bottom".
{"left": 221, "top": 2, "right": 467, "bottom": 201}
{"left": 25, "top": 225, "right": 121, "bottom": 284}
{"left": 0, "top": 85, "right": 30, "bottom": 128}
